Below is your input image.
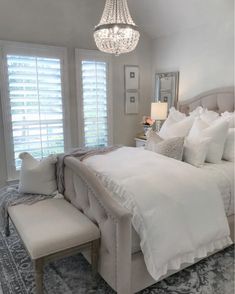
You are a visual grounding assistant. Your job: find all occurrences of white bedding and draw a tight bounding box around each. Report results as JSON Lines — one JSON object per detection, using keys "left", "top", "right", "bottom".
{"left": 84, "top": 147, "right": 232, "bottom": 281}
{"left": 201, "top": 161, "right": 234, "bottom": 216}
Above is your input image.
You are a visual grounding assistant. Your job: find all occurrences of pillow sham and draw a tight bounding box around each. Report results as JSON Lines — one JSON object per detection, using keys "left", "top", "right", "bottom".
{"left": 200, "top": 109, "right": 219, "bottom": 124}
{"left": 146, "top": 130, "right": 184, "bottom": 161}
{"left": 221, "top": 111, "right": 235, "bottom": 128}
{"left": 183, "top": 137, "right": 211, "bottom": 167}
{"left": 187, "top": 118, "right": 229, "bottom": 163}
{"left": 189, "top": 106, "right": 204, "bottom": 118}
{"left": 18, "top": 152, "right": 57, "bottom": 195}
{"left": 223, "top": 128, "right": 234, "bottom": 162}
{"left": 189, "top": 107, "right": 219, "bottom": 124}
{"left": 159, "top": 108, "right": 194, "bottom": 139}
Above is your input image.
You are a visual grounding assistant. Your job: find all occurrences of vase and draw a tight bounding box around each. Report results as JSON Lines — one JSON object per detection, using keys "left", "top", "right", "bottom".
{"left": 143, "top": 125, "right": 152, "bottom": 135}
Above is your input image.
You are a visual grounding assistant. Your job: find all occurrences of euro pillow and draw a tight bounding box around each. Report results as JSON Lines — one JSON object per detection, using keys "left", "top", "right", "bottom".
{"left": 200, "top": 109, "right": 219, "bottom": 124}
{"left": 223, "top": 129, "right": 234, "bottom": 161}
{"left": 187, "top": 118, "right": 229, "bottom": 163}
{"left": 18, "top": 152, "right": 57, "bottom": 195}
{"left": 146, "top": 130, "right": 184, "bottom": 161}
{"left": 183, "top": 137, "right": 211, "bottom": 167}
{"left": 221, "top": 111, "right": 235, "bottom": 128}
{"left": 159, "top": 107, "right": 194, "bottom": 139}
{"left": 189, "top": 107, "right": 219, "bottom": 123}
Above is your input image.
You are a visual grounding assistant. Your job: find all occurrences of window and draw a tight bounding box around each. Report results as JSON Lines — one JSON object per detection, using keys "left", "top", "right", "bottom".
{"left": 76, "top": 49, "right": 113, "bottom": 148}
{"left": 0, "top": 41, "right": 70, "bottom": 180}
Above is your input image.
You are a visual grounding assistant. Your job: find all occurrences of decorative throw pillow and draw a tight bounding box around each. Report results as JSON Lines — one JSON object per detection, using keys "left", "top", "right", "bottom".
{"left": 146, "top": 130, "right": 184, "bottom": 161}
{"left": 221, "top": 111, "right": 235, "bottom": 128}
{"left": 183, "top": 137, "right": 211, "bottom": 167}
{"left": 223, "top": 129, "right": 234, "bottom": 162}
{"left": 18, "top": 152, "right": 57, "bottom": 195}
{"left": 187, "top": 118, "right": 229, "bottom": 163}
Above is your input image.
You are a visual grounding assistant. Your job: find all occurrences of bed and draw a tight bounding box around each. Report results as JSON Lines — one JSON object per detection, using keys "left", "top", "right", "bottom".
{"left": 63, "top": 87, "right": 234, "bottom": 294}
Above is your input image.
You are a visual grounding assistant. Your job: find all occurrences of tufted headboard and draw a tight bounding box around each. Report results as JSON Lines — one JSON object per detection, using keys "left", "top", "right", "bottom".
{"left": 178, "top": 87, "right": 234, "bottom": 114}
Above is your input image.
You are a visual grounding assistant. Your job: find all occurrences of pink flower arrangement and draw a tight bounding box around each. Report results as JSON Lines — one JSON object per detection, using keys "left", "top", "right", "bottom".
{"left": 141, "top": 116, "right": 155, "bottom": 126}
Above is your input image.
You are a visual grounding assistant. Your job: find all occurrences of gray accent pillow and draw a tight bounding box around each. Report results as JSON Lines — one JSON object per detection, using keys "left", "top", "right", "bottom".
{"left": 145, "top": 130, "right": 184, "bottom": 161}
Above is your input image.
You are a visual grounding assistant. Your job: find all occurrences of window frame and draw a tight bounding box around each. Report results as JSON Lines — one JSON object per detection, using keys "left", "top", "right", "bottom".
{"left": 0, "top": 40, "right": 71, "bottom": 181}
{"left": 75, "top": 49, "right": 113, "bottom": 148}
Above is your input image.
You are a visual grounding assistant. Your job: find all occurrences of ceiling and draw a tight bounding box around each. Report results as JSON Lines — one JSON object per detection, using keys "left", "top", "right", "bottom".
{"left": 127, "top": 0, "right": 233, "bottom": 39}
{"left": 0, "top": 0, "right": 232, "bottom": 46}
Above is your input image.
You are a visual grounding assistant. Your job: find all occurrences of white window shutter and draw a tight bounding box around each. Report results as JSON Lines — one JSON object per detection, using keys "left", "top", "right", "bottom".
{"left": 0, "top": 42, "right": 69, "bottom": 180}
{"left": 6, "top": 55, "right": 65, "bottom": 169}
{"left": 81, "top": 60, "right": 109, "bottom": 147}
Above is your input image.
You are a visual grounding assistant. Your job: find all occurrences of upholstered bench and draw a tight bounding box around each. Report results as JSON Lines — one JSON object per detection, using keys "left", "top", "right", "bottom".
{"left": 7, "top": 198, "right": 100, "bottom": 294}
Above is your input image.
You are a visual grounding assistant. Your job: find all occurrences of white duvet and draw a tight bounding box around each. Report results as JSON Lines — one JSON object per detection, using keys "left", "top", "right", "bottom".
{"left": 84, "top": 147, "right": 232, "bottom": 281}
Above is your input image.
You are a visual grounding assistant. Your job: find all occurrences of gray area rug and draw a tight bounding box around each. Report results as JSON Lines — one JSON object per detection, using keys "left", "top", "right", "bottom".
{"left": 0, "top": 225, "right": 234, "bottom": 294}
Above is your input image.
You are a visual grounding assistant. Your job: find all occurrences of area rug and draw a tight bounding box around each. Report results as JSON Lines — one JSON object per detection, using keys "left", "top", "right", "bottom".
{"left": 0, "top": 225, "right": 234, "bottom": 294}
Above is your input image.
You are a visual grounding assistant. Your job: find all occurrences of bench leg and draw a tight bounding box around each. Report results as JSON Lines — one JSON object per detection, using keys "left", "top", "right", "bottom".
{"left": 5, "top": 213, "right": 10, "bottom": 237}
{"left": 90, "top": 239, "right": 100, "bottom": 290}
{"left": 91, "top": 239, "right": 99, "bottom": 279}
{"left": 33, "top": 259, "right": 44, "bottom": 294}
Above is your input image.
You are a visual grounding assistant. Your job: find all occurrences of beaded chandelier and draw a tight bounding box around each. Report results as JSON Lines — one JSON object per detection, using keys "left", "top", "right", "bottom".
{"left": 94, "top": 0, "right": 140, "bottom": 56}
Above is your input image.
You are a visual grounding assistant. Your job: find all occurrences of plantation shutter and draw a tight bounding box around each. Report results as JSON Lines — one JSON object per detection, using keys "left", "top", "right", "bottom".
{"left": 81, "top": 60, "right": 109, "bottom": 147}
{"left": 6, "top": 54, "right": 65, "bottom": 169}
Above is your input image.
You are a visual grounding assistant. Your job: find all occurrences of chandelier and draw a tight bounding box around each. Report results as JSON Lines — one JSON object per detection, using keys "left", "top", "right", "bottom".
{"left": 94, "top": 0, "right": 140, "bottom": 56}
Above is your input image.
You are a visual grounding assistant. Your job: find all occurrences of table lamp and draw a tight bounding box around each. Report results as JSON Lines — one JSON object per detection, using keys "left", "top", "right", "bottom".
{"left": 151, "top": 102, "right": 168, "bottom": 132}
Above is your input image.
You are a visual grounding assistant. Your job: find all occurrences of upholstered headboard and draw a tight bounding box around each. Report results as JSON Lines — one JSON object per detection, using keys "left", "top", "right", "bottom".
{"left": 178, "top": 87, "right": 234, "bottom": 114}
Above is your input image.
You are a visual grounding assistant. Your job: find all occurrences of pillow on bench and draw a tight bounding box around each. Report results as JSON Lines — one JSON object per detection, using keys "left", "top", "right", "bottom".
{"left": 18, "top": 152, "right": 57, "bottom": 195}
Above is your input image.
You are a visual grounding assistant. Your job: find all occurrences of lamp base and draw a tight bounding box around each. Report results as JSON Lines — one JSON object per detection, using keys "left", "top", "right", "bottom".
{"left": 156, "top": 120, "right": 162, "bottom": 133}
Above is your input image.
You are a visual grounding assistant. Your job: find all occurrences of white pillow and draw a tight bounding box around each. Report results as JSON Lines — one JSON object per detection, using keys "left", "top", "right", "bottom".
{"left": 223, "top": 129, "right": 234, "bottom": 161}
{"left": 221, "top": 111, "right": 235, "bottom": 128}
{"left": 159, "top": 107, "right": 185, "bottom": 132}
{"left": 189, "top": 107, "right": 219, "bottom": 124}
{"left": 183, "top": 137, "right": 211, "bottom": 167}
{"left": 187, "top": 118, "right": 229, "bottom": 163}
{"left": 18, "top": 152, "right": 57, "bottom": 195}
{"left": 189, "top": 106, "right": 204, "bottom": 118}
{"left": 159, "top": 107, "right": 194, "bottom": 139}
{"left": 200, "top": 109, "right": 219, "bottom": 124}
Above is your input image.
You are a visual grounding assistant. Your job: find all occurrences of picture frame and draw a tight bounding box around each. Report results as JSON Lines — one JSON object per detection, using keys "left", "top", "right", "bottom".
{"left": 125, "top": 91, "right": 139, "bottom": 114}
{"left": 124, "top": 65, "right": 139, "bottom": 90}
{"left": 154, "top": 71, "right": 179, "bottom": 111}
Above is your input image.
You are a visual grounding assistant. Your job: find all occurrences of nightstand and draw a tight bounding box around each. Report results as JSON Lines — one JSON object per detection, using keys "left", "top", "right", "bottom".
{"left": 135, "top": 135, "right": 147, "bottom": 147}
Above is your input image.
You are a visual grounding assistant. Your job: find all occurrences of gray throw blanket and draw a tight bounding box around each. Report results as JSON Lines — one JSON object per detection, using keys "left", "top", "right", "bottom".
{"left": 56, "top": 145, "right": 122, "bottom": 194}
{"left": 0, "top": 146, "right": 121, "bottom": 235}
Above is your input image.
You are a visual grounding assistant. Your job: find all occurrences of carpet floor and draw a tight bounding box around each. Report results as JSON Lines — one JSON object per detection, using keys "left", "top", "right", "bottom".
{"left": 0, "top": 226, "right": 234, "bottom": 294}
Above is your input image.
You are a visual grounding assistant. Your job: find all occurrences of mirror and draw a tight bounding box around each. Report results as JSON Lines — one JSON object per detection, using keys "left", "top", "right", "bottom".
{"left": 154, "top": 72, "right": 179, "bottom": 111}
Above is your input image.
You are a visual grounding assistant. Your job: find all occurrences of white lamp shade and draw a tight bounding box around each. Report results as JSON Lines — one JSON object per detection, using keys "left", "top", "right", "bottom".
{"left": 151, "top": 102, "right": 168, "bottom": 120}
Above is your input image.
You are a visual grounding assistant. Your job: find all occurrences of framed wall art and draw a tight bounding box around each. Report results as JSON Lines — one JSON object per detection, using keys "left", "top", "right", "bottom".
{"left": 125, "top": 91, "right": 139, "bottom": 114}
{"left": 125, "top": 65, "right": 139, "bottom": 90}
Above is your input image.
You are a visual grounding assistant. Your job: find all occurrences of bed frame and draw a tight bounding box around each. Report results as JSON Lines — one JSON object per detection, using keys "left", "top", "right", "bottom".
{"left": 64, "top": 87, "right": 234, "bottom": 294}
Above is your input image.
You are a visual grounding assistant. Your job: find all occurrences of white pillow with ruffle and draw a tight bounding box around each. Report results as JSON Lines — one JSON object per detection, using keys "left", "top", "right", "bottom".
{"left": 221, "top": 111, "right": 235, "bottom": 128}
{"left": 223, "top": 129, "right": 234, "bottom": 162}
{"left": 189, "top": 107, "right": 219, "bottom": 124}
{"left": 187, "top": 118, "right": 229, "bottom": 163}
{"left": 159, "top": 107, "right": 194, "bottom": 139}
{"left": 18, "top": 152, "right": 57, "bottom": 195}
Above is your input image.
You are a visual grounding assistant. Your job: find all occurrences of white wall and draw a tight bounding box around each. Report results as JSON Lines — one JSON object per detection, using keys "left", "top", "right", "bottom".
{"left": 112, "top": 34, "right": 152, "bottom": 146}
{"left": 152, "top": 5, "right": 234, "bottom": 101}
{"left": 0, "top": 0, "right": 153, "bottom": 186}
